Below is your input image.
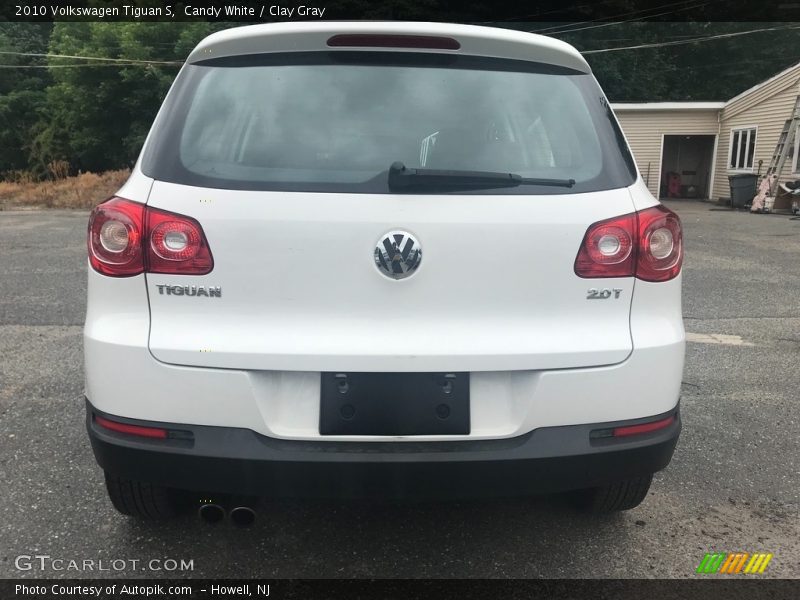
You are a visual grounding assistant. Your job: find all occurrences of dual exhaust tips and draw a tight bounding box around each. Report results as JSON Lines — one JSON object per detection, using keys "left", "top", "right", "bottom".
{"left": 198, "top": 502, "right": 256, "bottom": 527}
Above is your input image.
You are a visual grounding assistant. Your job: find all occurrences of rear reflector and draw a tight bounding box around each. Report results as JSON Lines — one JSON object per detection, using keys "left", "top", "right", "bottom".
{"left": 95, "top": 415, "right": 168, "bottom": 439}
{"left": 327, "top": 34, "right": 460, "bottom": 50}
{"left": 612, "top": 415, "right": 675, "bottom": 438}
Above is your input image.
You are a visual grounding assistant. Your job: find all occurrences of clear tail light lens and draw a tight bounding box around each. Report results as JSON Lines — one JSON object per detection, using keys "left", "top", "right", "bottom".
{"left": 575, "top": 205, "right": 683, "bottom": 282}
{"left": 88, "top": 197, "right": 213, "bottom": 277}
{"left": 99, "top": 220, "right": 131, "bottom": 253}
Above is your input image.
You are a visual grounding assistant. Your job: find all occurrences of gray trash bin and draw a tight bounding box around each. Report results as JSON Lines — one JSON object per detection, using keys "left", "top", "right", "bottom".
{"left": 728, "top": 174, "right": 758, "bottom": 208}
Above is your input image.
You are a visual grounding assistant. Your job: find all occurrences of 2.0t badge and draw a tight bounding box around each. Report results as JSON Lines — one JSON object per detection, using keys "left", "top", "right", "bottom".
{"left": 374, "top": 231, "right": 422, "bottom": 280}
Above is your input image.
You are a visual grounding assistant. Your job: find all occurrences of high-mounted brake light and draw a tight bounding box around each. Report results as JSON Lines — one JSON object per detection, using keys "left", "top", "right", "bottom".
{"left": 327, "top": 34, "right": 461, "bottom": 50}
{"left": 574, "top": 205, "right": 683, "bottom": 282}
{"left": 88, "top": 197, "right": 214, "bottom": 277}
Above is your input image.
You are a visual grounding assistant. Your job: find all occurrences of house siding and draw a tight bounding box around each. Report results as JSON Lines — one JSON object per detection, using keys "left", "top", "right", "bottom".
{"left": 614, "top": 109, "right": 720, "bottom": 197}
{"left": 713, "top": 72, "right": 800, "bottom": 200}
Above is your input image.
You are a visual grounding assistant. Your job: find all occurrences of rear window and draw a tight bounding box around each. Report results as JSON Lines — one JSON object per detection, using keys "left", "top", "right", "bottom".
{"left": 141, "top": 52, "right": 636, "bottom": 194}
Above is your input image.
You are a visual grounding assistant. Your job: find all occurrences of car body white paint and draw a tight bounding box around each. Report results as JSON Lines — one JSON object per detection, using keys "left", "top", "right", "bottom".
{"left": 84, "top": 22, "right": 684, "bottom": 444}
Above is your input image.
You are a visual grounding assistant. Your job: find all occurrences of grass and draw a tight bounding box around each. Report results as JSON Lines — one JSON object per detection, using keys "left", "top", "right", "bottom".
{"left": 0, "top": 168, "right": 130, "bottom": 210}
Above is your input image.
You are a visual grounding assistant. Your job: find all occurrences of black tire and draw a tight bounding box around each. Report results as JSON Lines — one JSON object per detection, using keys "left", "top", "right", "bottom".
{"left": 579, "top": 474, "right": 653, "bottom": 513}
{"left": 104, "top": 472, "right": 179, "bottom": 519}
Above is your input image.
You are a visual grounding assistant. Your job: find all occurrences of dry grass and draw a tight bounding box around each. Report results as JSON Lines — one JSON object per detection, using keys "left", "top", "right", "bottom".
{"left": 0, "top": 168, "right": 131, "bottom": 210}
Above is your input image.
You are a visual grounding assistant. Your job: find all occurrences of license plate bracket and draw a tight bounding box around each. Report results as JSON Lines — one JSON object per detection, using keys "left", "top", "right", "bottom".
{"left": 319, "top": 372, "right": 470, "bottom": 436}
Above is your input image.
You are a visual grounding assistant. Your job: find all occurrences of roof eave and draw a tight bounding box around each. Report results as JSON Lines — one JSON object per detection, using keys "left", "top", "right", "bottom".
{"left": 612, "top": 102, "right": 726, "bottom": 111}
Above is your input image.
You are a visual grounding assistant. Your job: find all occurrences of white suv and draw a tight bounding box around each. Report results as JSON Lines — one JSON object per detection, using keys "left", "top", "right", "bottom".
{"left": 84, "top": 22, "right": 684, "bottom": 519}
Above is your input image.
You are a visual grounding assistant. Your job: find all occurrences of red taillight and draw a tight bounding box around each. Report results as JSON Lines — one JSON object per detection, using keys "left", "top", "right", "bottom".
{"left": 88, "top": 197, "right": 213, "bottom": 277}
{"left": 87, "top": 198, "right": 145, "bottom": 277}
{"left": 95, "top": 415, "right": 168, "bottom": 439}
{"left": 574, "top": 205, "right": 683, "bottom": 282}
{"left": 146, "top": 206, "right": 214, "bottom": 274}
{"left": 612, "top": 415, "right": 675, "bottom": 437}
{"left": 634, "top": 205, "right": 683, "bottom": 282}
{"left": 574, "top": 213, "right": 636, "bottom": 278}
{"left": 327, "top": 34, "right": 461, "bottom": 50}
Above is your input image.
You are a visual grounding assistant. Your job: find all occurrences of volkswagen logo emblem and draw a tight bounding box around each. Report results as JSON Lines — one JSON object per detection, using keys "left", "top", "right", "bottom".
{"left": 374, "top": 231, "right": 422, "bottom": 279}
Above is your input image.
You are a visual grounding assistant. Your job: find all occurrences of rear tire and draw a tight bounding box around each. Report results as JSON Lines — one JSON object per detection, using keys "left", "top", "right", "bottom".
{"left": 104, "top": 472, "right": 180, "bottom": 519}
{"left": 579, "top": 474, "right": 653, "bottom": 513}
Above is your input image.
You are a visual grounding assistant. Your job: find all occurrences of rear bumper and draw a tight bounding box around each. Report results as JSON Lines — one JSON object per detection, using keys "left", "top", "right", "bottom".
{"left": 87, "top": 399, "right": 681, "bottom": 498}
{"left": 84, "top": 270, "right": 685, "bottom": 440}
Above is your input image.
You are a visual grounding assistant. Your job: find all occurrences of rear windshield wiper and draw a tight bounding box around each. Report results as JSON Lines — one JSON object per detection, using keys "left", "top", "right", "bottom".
{"left": 387, "top": 161, "right": 576, "bottom": 190}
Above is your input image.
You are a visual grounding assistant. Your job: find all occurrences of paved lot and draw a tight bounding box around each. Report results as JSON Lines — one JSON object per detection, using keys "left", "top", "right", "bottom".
{"left": 0, "top": 202, "right": 798, "bottom": 579}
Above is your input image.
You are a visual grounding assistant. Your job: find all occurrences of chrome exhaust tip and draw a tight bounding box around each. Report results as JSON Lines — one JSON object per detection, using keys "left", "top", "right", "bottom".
{"left": 229, "top": 506, "right": 256, "bottom": 528}
{"left": 198, "top": 503, "right": 226, "bottom": 524}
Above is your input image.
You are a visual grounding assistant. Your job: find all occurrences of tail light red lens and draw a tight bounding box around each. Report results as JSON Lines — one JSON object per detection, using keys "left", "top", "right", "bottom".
{"left": 88, "top": 197, "right": 213, "bottom": 277}
{"left": 147, "top": 208, "right": 213, "bottom": 274}
{"left": 635, "top": 205, "right": 683, "bottom": 282}
{"left": 574, "top": 213, "right": 636, "bottom": 278}
{"left": 574, "top": 205, "right": 683, "bottom": 282}
{"left": 88, "top": 198, "right": 145, "bottom": 277}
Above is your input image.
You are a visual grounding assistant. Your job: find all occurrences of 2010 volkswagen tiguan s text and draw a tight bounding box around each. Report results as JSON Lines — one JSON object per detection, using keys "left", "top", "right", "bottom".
{"left": 84, "top": 22, "right": 684, "bottom": 519}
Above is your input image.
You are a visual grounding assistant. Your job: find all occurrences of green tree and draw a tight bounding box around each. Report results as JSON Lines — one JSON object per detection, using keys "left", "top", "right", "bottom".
{"left": 7, "top": 20, "right": 800, "bottom": 178}
{"left": 557, "top": 22, "right": 800, "bottom": 102}
{"left": 31, "top": 22, "right": 226, "bottom": 174}
{"left": 0, "top": 23, "right": 52, "bottom": 176}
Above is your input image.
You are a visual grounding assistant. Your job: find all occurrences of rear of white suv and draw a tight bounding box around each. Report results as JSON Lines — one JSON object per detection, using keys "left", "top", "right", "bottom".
{"left": 84, "top": 22, "right": 684, "bottom": 519}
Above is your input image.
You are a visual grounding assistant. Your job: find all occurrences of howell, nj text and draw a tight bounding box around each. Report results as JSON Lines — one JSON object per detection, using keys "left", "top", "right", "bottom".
{"left": 210, "top": 584, "right": 270, "bottom": 596}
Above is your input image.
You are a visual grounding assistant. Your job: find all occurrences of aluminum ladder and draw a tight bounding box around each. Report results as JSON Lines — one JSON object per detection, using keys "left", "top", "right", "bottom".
{"left": 765, "top": 92, "right": 800, "bottom": 196}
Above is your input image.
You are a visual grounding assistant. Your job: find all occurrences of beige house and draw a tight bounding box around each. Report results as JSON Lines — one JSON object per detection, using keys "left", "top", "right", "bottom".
{"left": 613, "top": 61, "right": 800, "bottom": 204}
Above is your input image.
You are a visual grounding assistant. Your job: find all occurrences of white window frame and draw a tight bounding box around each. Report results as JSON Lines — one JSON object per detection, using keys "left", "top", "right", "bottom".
{"left": 793, "top": 125, "right": 800, "bottom": 174}
{"left": 728, "top": 126, "right": 758, "bottom": 172}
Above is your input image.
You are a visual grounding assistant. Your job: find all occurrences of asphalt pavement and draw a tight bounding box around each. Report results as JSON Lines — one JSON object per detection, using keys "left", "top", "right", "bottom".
{"left": 0, "top": 202, "right": 798, "bottom": 578}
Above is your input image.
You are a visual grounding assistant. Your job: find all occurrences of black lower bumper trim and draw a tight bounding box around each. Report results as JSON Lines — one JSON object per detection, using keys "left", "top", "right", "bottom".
{"left": 86, "top": 399, "right": 680, "bottom": 498}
